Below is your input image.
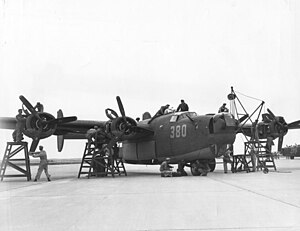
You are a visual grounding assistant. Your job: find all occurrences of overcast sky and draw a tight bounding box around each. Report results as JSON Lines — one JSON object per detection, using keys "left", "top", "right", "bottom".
{"left": 0, "top": 0, "right": 299, "bottom": 158}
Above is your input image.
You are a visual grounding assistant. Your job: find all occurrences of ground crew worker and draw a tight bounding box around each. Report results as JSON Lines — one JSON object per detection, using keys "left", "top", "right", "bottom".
{"left": 198, "top": 160, "right": 210, "bottom": 176}
{"left": 164, "top": 107, "right": 174, "bottom": 114}
{"left": 177, "top": 160, "right": 188, "bottom": 176}
{"left": 156, "top": 104, "right": 170, "bottom": 116}
{"left": 251, "top": 120, "right": 260, "bottom": 141}
{"left": 176, "top": 99, "right": 189, "bottom": 112}
{"left": 266, "top": 137, "right": 274, "bottom": 154}
{"left": 86, "top": 126, "right": 98, "bottom": 146}
{"left": 249, "top": 147, "right": 257, "bottom": 172}
{"left": 94, "top": 126, "right": 111, "bottom": 148}
{"left": 218, "top": 103, "right": 229, "bottom": 113}
{"left": 265, "top": 136, "right": 274, "bottom": 159}
{"left": 34, "top": 102, "right": 44, "bottom": 112}
{"left": 148, "top": 105, "right": 170, "bottom": 124}
{"left": 13, "top": 109, "right": 26, "bottom": 142}
{"left": 159, "top": 158, "right": 173, "bottom": 177}
{"left": 30, "top": 145, "right": 51, "bottom": 182}
{"left": 223, "top": 144, "right": 233, "bottom": 173}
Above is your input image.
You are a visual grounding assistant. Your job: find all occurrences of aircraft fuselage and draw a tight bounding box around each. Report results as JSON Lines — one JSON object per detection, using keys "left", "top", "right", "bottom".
{"left": 120, "top": 112, "right": 236, "bottom": 164}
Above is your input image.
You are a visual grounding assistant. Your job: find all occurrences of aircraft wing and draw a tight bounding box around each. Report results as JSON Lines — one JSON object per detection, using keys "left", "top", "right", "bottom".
{"left": 54, "top": 120, "right": 106, "bottom": 135}
{"left": 237, "top": 123, "right": 252, "bottom": 136}
{"left": 0, "top": 117, "right": 16, "bottom": 130}
{"left": 0, "top": 117, "right": 106, "bottom": 134}
{"left": 55, "top": 120, "right": 154, "bottom": 140}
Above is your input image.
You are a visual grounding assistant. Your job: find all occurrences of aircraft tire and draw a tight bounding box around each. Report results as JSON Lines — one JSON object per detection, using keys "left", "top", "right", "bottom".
{"left": 190, "top": 162, "right": 201, "bottom": 176}
{"left": 208, "top": 159, "right": 216, "bottom": 172}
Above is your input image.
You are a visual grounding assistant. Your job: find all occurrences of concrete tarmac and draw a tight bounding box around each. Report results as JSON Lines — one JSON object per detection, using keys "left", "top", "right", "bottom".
{"left": 0, "top": 158, "right": 300, "bottom": 231}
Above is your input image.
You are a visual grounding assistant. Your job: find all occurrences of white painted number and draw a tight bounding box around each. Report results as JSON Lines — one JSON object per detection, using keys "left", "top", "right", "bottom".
{"left": 176, "top": 126, "right": 181, "bottom": 137}
{"left": 182, "top": 124, "right": 187, "bottom": 137}
{"left": 170, "top": 124, "right": 187, "bottom": 138}
{"left": 170, "top": 126, "right": 175, "bottom": 138}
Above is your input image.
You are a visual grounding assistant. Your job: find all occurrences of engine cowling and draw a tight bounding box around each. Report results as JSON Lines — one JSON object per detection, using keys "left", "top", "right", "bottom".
{"left": 109, "top": 116, "right": 137, "bottom": 137}
{"left": 23, "top": 112, "right": 56, "bottom": 139}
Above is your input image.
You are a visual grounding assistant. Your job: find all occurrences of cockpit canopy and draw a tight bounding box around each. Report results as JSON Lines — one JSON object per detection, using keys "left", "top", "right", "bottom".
{"left": 170, "top": 112, "right": 197, "bottom": 123}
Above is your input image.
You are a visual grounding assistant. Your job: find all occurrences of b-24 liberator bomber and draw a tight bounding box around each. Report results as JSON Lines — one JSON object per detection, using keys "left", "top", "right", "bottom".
{"left": 0, "top": 95, "right": 247, "bottom": 176}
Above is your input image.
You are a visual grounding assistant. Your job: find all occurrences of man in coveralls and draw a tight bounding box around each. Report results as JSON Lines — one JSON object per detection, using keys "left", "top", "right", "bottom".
{"left": 160, "top": 157, "right": 173, "bottom": 177}
{"left": 30, "top": 145, "right": 51, "bottom": 182}
{"left": 218, "top": 103, "right": 229, "bottom": 113}
{"left": 13, "top": 109, "right": 26, "bottom": 142}
{"left": 176, "top": 99, "right": 189, "bottom": 112}
{"left": 34, "top": 102, "right": 44, "bottom": 112}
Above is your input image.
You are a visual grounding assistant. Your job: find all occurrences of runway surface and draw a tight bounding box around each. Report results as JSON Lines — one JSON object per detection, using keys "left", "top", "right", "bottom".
{"left": 1, "top": 158, "right": 300, "bottom": 231}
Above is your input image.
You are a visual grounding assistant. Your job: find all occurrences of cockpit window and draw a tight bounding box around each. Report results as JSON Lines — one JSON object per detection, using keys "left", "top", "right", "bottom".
{"left": 188, "top": 112, "right": 197, "bottom": 117}
{"left": 170, "top": 112, "right": 197, "bottom": 122}
{"left": 179, "top": 114, "right": 187, "bottom": 120}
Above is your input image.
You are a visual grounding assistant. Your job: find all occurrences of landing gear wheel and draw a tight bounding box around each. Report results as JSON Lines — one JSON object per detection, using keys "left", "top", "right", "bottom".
{"left": 208, "top": 159, "right": 216, "bottom": 172}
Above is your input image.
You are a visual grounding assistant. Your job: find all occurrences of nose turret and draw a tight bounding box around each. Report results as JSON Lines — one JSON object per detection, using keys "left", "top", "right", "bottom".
{"left": 213, "top": 113, "right": 237, "bottom": 133}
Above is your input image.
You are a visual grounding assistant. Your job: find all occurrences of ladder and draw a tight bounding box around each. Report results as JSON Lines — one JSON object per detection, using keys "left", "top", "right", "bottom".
{"left": 0, "top": 142, "right": 31, "bottom": 181}
{"left": 78, "top": 142, "right": 127, "bottom": 178}
{"left": 78, "top": 142, "right": 95, "bottom": 178}
{"left": 244, "top": 140, "right": 277, "bottom": 173}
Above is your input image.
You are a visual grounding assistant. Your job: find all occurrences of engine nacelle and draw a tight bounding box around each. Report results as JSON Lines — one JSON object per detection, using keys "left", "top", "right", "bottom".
{"left": 109, "top": 117, "right": 137, "bottom": 137}
{"left": 23, "top": 112, "right": 56, "bottom": 139}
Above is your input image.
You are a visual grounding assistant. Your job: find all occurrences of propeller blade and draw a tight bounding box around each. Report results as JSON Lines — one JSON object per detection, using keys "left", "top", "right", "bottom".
{"left": 30, "top": 137, "right": 40, "bottom": 152}
{"left": 116, "top": 96, "right": 126, "bottom": 117}
{"left": 19, "top": 95, "right": 42, "bottom": 120}
{"left": 267, "top": 108, "right": 286, "bottom": 128}
{"left": 288, "top": 120, "right": 300, "bottom": 129}
{"left": 47, "top": 116, "right": 77, "bottom": 126}
{"left": 57, "top": 135, "right": 64, "bottom": 152}
{"left": 267, "top": 108, "right": 276, "bottom": 120}
{"left": 19, "top": 95, "right": 35, "bottom": 114}
{"left": 278, "top": 135, "right": 284, "bottom": 152}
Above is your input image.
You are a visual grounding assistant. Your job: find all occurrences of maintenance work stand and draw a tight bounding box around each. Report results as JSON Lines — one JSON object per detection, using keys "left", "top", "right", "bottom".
{"left": 232, "top": 140, "right": 277, "bottom": 173}
{"left": 228, "top": 87, "right": 277, "bottom": 174}
{"left": 0, "top": 142, "right": 31, "bottom": 181}
{"left": 78, "top": 141, "right": 127, "bottom": 178}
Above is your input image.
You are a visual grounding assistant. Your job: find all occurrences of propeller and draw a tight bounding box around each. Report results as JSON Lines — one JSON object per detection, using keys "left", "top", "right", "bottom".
{"left": 104, "top": 96, "right": 139, "bottom": 140}
{"left": 116, "top": 96, "right": 138, "bottom": 134}
{"left": 266, "top": 108, "right": 297, "bottom": 151}
{"left": 19, "top": 95, "right": 77, "bottom": 152}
